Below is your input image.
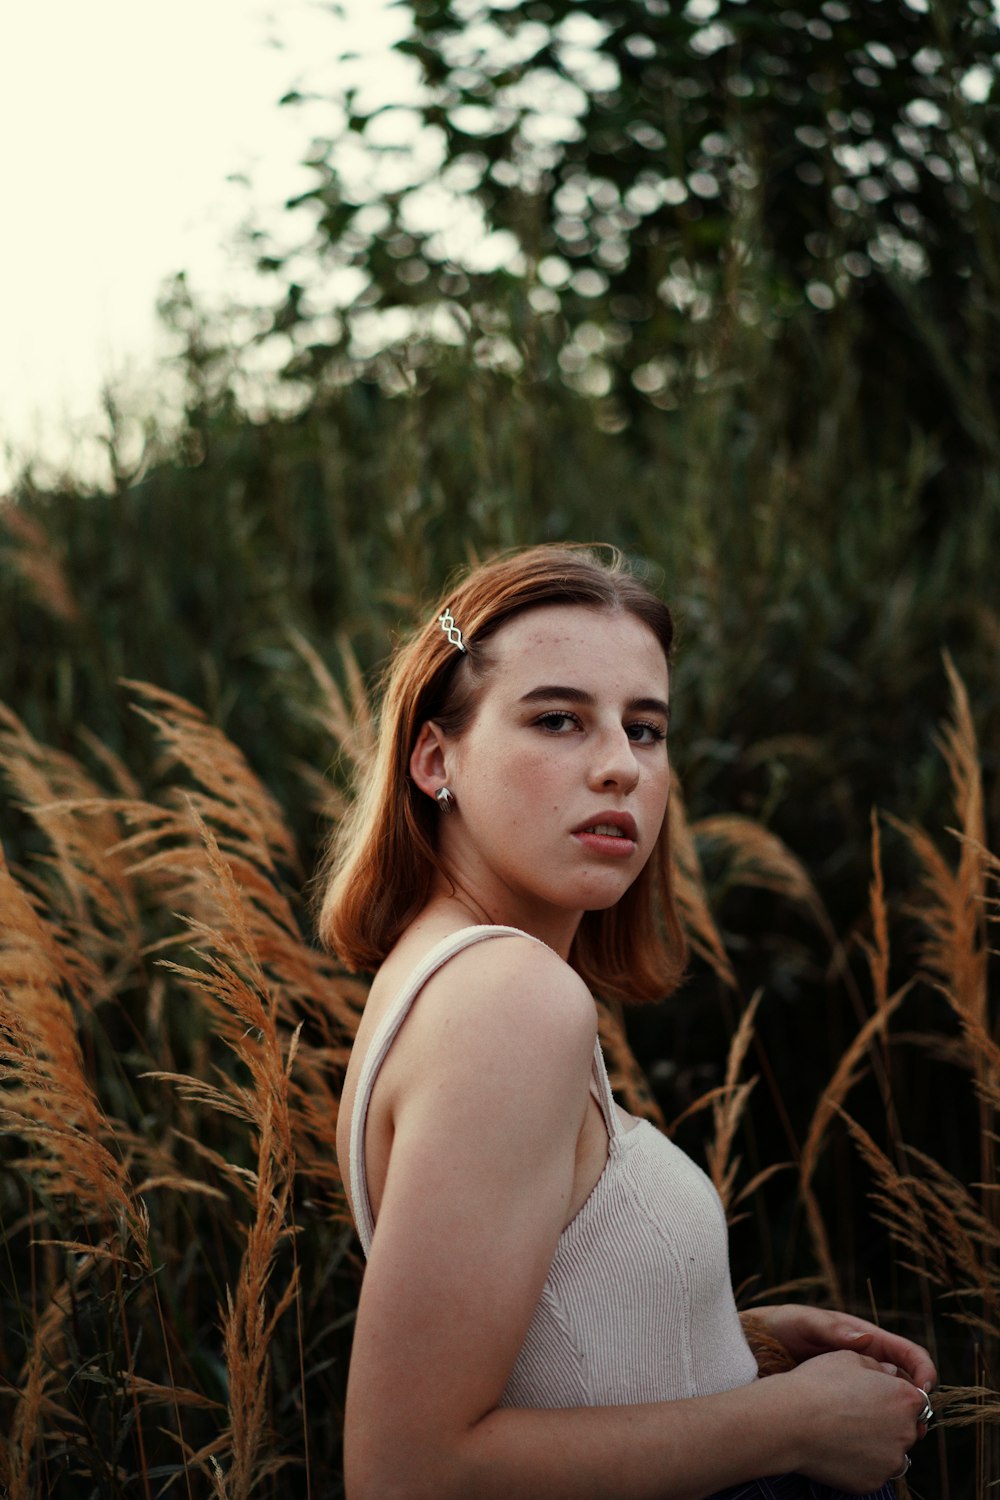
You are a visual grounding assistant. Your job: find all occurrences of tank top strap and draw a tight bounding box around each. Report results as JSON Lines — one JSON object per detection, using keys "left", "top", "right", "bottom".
{"left": 588, "top": 1034, "right": 623, "bottom": 1143}
{"left": 348, "top": 923, "right": 547, "bottom": 1254}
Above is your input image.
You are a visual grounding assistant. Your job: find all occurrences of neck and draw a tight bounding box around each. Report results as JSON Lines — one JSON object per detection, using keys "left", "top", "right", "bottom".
{"left": 423, "top": 879, "right": 582, "bottom": 961}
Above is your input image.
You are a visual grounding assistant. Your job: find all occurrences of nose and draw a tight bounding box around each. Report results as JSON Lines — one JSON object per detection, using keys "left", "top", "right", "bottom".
{"left": 588, "top": 724, "right": 640, "bottom": 794}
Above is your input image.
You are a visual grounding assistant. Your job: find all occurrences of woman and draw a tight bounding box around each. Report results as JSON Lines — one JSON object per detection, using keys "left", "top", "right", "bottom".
{"left": 321, "top": 544, "right": 935, "bottom": 1500}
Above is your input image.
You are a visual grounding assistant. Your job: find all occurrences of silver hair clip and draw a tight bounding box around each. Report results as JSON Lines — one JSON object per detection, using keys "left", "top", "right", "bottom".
{"left": 438, "top": 607, "right": 467, "bottom": 654}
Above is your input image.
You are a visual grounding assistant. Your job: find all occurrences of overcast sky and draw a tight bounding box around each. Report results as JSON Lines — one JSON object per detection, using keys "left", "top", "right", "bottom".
{"left": 0, "top": 0, "right": 408, "bottom": 486}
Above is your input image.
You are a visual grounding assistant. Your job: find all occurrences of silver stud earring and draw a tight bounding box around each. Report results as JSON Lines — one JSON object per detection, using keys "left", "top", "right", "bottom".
{"left": 435, "top": 786, "right": 456, "bottom": 814}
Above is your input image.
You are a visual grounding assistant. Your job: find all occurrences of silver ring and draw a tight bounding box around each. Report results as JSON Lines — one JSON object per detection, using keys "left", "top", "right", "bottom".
{"left": 919, "top": 1397, "right": 934, "bottom": 1425}
{"left": 889, "top": 1453, "right": 911, "bottom": 1479}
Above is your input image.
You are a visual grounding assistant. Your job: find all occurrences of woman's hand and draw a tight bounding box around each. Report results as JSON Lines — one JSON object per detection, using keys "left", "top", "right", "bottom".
{"left": 747, "top": 1303, "right": 937, "bottom": 1393}
{"left": 775, "top": 1347, "right": 932, "bottom": 1492}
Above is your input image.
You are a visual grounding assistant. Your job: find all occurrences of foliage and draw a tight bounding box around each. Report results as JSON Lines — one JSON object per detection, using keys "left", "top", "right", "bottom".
{"left": 260, "top": 0, "right": 1000, "bottom": 462}
{"left": 4, "top": 281, "right": 998, "bottom": 915}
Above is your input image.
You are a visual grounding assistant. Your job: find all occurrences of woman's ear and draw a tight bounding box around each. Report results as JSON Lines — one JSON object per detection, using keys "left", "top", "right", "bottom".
{"left": 410, "top": 721, "right": 449, "bottom": 798}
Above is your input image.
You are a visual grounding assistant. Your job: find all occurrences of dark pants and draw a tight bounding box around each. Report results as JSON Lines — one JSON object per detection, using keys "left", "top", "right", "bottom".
{"left": 710, "top": 1477, "right": 897, "bottom": 1499}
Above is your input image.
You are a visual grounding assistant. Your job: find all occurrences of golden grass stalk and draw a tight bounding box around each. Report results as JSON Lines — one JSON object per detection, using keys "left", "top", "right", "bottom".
{"left": 738, "top": 1311, "right": 797, "bottom": 1376}
{"left": 691, "top": 814, "right": 835, "bottom": 945}
{"left": 0, "top": 1278, "right": 97, "bottom": 1499}
{"left": 858, "top": 811, "right": 890, "bottom": 1016}
{"left": 0, "top": 504, "right": 81, "bottom": 625}
{"left": 888, "top": 656, "right": 995, "bottom": 1253}
{"left": 143, "top": 810, "right": 302, "bottom": 1497}
{"left": 0, "top": 687, "right": 338, "bottom": 1491}
{"left": 109, "top": 682, "right": 362, "bottom": 1031}
{"left": 929, "top": 1385, "right": 1000, "bottom": 1427}
{"left": 797, "top": 983, "right": 909, "bottom": 1306}
{"left": 666, "top": 989, "right": 768, "bottom": 1220}
{"left": 887, "top": 654, "right": 988, "bottom": 1033}
{"left": 0, "top": 845, "right": 148, "bottom": 1256}
{"left": 0, "top": 705, "right": 143, "bottom": 988}
{"left": 0, "top": 1273, "right": 129, "bottom": 1498}
{"left": 98, "top": 679, "right": 359, "bottom": 1487}
{"left": 836, "top": 1108, "right": 1000, "bottom": 1322}
{"left": 671, "top": 785, "right": 841, "bottom": 998}
{"left": 2, "top": 1327, "right": 51, "bottom": 1500}
{"left": 290, "top": 629, "right": 376, "bottom": 823}
{"left": 704, "top": 989, "right": 765, "bottom": 1216}
{"left": 219, "top": 1158, "right": 301, "bottom": 1500}
{"left": 104, "top": 683, "right": 365, "bottom": 1213}
{"left": 123, "top": 680, "right": 300, "bottom": 880}
{"left": 0, "top": 751, "right": 160, "bottom": 1493}
{"left": 837, "top": 1101, "right": 1000, "bottom": 1488}
{"left": 794, "top": 783, "right": 930, "bottom": 1306}
{"left": 596, "top": 1000, "right": 666, "bottom": 1127}
{"left": 668, "top": 779, "right": 737, "bottom": 990}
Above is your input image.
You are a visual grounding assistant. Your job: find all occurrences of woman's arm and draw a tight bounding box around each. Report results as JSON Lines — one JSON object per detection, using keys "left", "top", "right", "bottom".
{"left": 415, "top": 1356, "right": 921, "bottom": 1500}
{"left": 344, "top": 940, "right": 928, "bottom": 1500}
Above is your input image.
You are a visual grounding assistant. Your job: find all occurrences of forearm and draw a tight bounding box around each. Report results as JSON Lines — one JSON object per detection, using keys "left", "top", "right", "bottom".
{"left": 464, "top": 1380, "right": 796, "bottom": 1500}
{"left": 348, "top": 1376, "right": 799, "bottom": 1500}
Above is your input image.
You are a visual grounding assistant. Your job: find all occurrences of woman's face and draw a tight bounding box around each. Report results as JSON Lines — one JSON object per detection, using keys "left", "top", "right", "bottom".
{"left": 426, "top": 604, "right": 671, "bottom": 950}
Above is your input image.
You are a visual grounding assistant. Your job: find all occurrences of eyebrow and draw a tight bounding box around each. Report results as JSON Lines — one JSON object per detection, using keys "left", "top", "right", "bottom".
{"left": 518, "top": 685, "right": 671, "bottom": 723}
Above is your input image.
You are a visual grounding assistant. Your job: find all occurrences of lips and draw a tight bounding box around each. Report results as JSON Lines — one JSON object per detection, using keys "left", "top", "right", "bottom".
{"left": 573, "top": 811, "right": 638, "bottom": 842}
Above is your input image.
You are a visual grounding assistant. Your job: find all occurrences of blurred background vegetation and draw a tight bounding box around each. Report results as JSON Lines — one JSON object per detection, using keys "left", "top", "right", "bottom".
{"left": 2, "top": 0, "right": 999, "bottom": 1494}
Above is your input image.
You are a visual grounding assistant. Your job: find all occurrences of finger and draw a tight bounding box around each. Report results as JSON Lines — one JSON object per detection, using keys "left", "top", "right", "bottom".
{"left": 899, "top": 1351, "right": 938, "bottom": 1389}
{"left": 854, "top": 1357, "right": 899, "bottom": 1374}
{"left": 846, "top": 1354, "right": 899, "bottom": 1374}
{"left": 906, "top": 1356, "right": 938, "bottom": 1390}
{"left": 888, "top": 1453, "right": 912, "bottom": 1481}
{"left": 859, "top": 1330, "right": 937, "bottom": 1390}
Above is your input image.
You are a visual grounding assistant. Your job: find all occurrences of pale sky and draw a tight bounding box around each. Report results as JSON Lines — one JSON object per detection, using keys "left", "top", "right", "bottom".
{"left": 0, "top": 0, "right": 409, "bottom": 486}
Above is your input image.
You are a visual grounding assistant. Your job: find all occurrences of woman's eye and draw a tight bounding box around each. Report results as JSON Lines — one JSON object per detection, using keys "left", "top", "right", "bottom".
{"left": 535, "top": 711, "right": 580, "bottom": 733}
{"left": 626, "top": 721, "right": 667, "bottom": 745}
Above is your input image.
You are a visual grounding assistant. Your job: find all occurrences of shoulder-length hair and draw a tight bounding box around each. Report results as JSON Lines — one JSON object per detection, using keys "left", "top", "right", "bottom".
{"left": 316, "top": 543, "right": 686, "bottom": 1002}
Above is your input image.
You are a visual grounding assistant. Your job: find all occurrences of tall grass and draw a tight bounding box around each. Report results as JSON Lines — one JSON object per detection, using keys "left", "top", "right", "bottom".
{"left": 0, "top": 685, "right": 363, "bottom": 1495}
{"left": 0, "top": 640, "right": 995, "bottom": 1496}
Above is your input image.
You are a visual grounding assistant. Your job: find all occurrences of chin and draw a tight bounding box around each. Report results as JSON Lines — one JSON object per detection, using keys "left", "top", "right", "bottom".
{"left": 575, "top": 878, "right": 638, "bottom": 913}
{"left": 582, "top": 895, "right": 628, "bottom": 914}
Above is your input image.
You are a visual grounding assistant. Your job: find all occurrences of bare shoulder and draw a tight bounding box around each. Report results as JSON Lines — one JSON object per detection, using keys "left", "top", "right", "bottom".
{"left": 380, "top": 930, "right": 597, "bottom": 1119}
{"left": 419, "top": 931, "right": 596, "bottom": 1050}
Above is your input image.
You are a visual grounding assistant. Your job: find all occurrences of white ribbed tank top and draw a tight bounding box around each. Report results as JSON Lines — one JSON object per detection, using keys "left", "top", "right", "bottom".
{"left": 347, "top": 924, "right": 759, "bottom": 1409}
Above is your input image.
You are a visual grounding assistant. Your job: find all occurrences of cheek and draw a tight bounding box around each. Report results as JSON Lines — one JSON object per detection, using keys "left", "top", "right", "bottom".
{"left": 499, "top": 750, "right": 561, "bottom": 807}
{"left": 467, "top": 744, "right": 567, "bottom": 821}
{"left": 644, "top": 758, "right": 671, "bottom": 820}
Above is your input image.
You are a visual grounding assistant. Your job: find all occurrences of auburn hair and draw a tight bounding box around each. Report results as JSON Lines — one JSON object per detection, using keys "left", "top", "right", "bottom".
{"left": 316, "top": 543, "right": 686, "bottom": 1002}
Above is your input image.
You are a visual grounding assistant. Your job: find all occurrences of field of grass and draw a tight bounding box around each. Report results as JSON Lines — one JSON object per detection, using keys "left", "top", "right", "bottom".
{"left": 0, "top": 597, "right": 996, "bottom": 1494}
